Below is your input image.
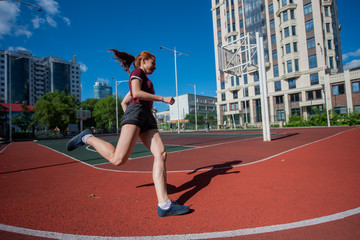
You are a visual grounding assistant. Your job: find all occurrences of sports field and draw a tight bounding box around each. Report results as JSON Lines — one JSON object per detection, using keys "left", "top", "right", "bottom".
{"left": 0, "top": 127, "right": 360, "bottom": 239}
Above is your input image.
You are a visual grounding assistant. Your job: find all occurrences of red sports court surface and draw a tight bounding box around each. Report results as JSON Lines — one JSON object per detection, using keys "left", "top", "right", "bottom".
{"left": 0, "top": 126, "right": 359, "bottom": 240}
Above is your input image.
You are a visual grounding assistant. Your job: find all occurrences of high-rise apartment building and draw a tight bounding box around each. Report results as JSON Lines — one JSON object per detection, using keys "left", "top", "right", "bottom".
{"left": 93, "top": 81, "right": 112, "bottom": 99}
{"left": 0, "top": 49, "right": 81, "bottom": 105}
{"left": 211, "top": 0, "right": 344, "bottom": 126}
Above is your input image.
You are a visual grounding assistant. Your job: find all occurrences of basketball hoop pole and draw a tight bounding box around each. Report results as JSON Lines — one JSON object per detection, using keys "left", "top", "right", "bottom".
{"left": 256, "top": 32, "right": 271, "bottom": 141}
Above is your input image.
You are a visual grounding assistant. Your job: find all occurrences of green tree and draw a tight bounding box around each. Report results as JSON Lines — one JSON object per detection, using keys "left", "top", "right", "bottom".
{"left": 12, "top": 104, "right": 37, "bottom": 133}
{"left": 80, "top": 98, "right": 99, "bottom": 129}
{"left": 92, "top": 95, "right": 123, "bottom": 131}
{"left": 33, "top": 90, "right": 78, "bottom": 134}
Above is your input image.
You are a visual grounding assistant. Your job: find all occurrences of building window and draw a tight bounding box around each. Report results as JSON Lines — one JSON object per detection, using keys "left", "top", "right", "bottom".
{"left": 233, "top": 91, "right": 238, "bottom": 99}
{"left": 332, "top": 84, "right": 345, "bottom": 95}
{"left": 287, "top": 60, "right": 293, "bottom": 73}
{"left": 244, "top": 87, "right": 249, "bottom": 97}
{"left": 289, "top": 78, "right": 296, "bottom": 89}
{"left": 270, "top": 19, "right": 275, "bottom": 29}
{"left": 304, "top": 3, "right": 312, "bottom": 15}
{"left": 255, "top": 85, "right": 260, "bottom": 95}
{"left": 254, "top": 71, "right": 259, "bottom": 82}
{"left": 286, "top": 43, "right": 291, "bottom": 54}
{"left": 240, "top": 19, "right": 244, "bottom": 28}
{"left": 291, "top": 108, "right": 301, "bottom": 116}
{"left": 306, "top": 19, "right": 314, "bottom": 32}
{"left": 294, "top": 59, "right": 299, "bottom": 72}
{"left": 275, "top": 81, "right": 281, "bottom": 91}
{"left": 217, "top": 19, "right": 221, "bottom": 27}
{"left": 290, "top": 93, "right": 300, "bottom": 102}
{"left": 239, "top": 6, "right": 243, "bottom": 15}
{"left": 307, "top": 37, "right": 315, "bottom": 49}
{"left": 221, "top": 80, "right": 225, "bottom": 90}
{"left": 282, "top": 0, "right": 287, "bottom": 7}
{"left": 269, "top": 4, "right": 274, "bottom": 14}
{"left": 283, "top": 11, "right": 288, "bottom": 22}
{"left": 309, "top": 55, "right": 318, "bottom": 69}
{"left": 325, "top": 7, "right": 329, "bottom": 17}
{"left": 216, "top": 8, "right": 220, "bottom": 15}
{"left": 222, "top": 104, "right": 227, "bottom": 112}
{"left": 328, "top": 40, "right": 332, "bottom": 50}
{"left": 236, "top": 76, "right": 240, "bottom": 85}
{"left": 244, "top": 74, "right": 248, "bottom": 84}
{"left": 271, "top": 34, "right": 276, "bottom": 44}
{"left": 221, "top": 93, "right": 226, "bottom": 101}
{"left": 272, "top": 49, "right": 278, "bottom": 60}
{"left": 326, "top": 23, "right": 331, "bottom": 33}
{"left": 274, "top": 65, "right": 279, "bottom": 77}
{"left": 293, "top": 42, "right": 298, "bottom": 52}
{"left": 218, "top": 30, "right": 222, "bottom": 39}
{"left": 329, "top": 56, "right": 334, "bottom": 69}
{"left": 290, "top": 9, "right": 295, "bottom": 19}
{"left": 284, "top": 27, "right": 290, "bottom": 38}
{"left": 352, "top": 82, "right": 360, "bottom": 93}
{"left": 292, "top": 26, "right": 296, "bottom": 36}
{"left": 276, "top": 95, "right": 284, "bottom": 104}
{"left": 334, "top": 107, "right": 347, "bottom": 115}
{"left": 310, "top": 73, "right": 319, "bottom": 85}
{"left": 277, "top": 110, "right": 285, "bottom": 121}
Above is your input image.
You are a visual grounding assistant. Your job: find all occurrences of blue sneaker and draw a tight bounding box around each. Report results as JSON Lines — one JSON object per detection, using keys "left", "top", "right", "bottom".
{"left": 157, "top": 201, "right": 189, "bottom": 217}
{"left": 66, "top": 129, "right": 92, "bottom": 151}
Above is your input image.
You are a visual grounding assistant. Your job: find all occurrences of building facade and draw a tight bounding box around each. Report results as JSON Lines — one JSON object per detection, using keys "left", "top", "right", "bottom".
{"left": 93, "top": 81, "right": 112, "bottom": 99}
{"left": 170, "top": 93, "right": 217, "bottom": 121}
{"left": 0, "top": 49, "right": 81, "bottom": 105}
{"left": 211, "top": 0, "right": 345, "bottom": 126}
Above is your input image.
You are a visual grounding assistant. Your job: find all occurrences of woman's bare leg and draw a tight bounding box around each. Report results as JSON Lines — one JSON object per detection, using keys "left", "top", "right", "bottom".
{"left": 86, "top": 124, "right": 140, "bottom": 166}
{"left": 139, "top": 129, "right": 169, "bottom": 204}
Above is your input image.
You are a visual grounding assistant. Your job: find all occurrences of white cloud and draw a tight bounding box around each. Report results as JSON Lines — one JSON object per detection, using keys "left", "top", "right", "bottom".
{"left": 0, "top": 1, "right": 20, "bottom": 38}
{"left": 62, "top": 17, "right": 71, "bottom": 26}
{"left": 35, "top": 0, "right": 59, "bottom": 15}
{"left": 7, "top": 46, "right": 29, "bottom": 52}
{"left": 46, "top": 15, "right": 57, "bottom": 27}
{"left": 14, "top": 26, "right": 32, "bottom": 38}
{"left": 343, "top": 48, "right": 360, "bottom": 61}
{"left": 32, "top": 15, "right": 46, "bottom": 29}
{"left": 344, "top": 59, "right": 360, "bottom": 70}
{"left": 79, "top": 62, "right": 88, "bottom": 72}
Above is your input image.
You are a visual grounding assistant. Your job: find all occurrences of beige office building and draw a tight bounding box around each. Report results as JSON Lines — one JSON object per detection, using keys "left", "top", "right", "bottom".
{"left": 211, "top": 0, "right": 346, "bottom": 126}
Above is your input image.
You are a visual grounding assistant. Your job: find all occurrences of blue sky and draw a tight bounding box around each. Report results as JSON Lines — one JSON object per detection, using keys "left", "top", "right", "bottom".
{"left": 1, "top": 0, "right": 360, "bottom": 112}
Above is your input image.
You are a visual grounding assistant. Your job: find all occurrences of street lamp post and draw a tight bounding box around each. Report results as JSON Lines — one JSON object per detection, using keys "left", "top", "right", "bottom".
{"left": 317, "top": 43, "right": 331, "bottom": 127}
{"left": 160, "top": 46, "right": 188, "bottom": 134}
{"left": 187, "top": 84, "right": 197, "bottom": 131}
{"left": 112, "top": 78, "right": 128, "bottom": 133}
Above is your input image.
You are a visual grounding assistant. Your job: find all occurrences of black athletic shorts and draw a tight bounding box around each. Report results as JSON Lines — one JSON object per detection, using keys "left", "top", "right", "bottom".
{"left": 121, "top": 102, "right": 158, "bottom": 133}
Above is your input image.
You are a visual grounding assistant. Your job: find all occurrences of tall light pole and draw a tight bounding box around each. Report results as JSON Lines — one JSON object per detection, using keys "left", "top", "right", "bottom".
{"left": 317, "top": 43, "right": 331, "bottom": 127}
{"left": 112, "top": 78, "right": 128, "bottom": 133}
{"left": 187, "top": 84, "right": 197, "bottom": 131}
{"left": 160, "top": 46, "right": 188, "bottom": 134}
{"left": 14, "top": 0, "right": 42, "bottom": 11}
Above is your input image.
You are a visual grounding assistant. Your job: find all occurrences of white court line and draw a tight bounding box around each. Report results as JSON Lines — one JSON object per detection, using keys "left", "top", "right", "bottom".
{"left": 35, "top": 127, "right": 356, "bottom": 174}
{"left": 0, "top": 207, "right": 359, "bottom": 239}
{"left": 0, "top": 142, "right": 12, "bottom": 154}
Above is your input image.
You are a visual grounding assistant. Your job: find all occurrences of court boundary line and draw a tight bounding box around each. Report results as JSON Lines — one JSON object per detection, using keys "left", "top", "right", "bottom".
{"left": 34, "top": 127, "right": 356, "bottom": 174}
{"left": 0, "top": 207, "right": 359, "bottom": 239}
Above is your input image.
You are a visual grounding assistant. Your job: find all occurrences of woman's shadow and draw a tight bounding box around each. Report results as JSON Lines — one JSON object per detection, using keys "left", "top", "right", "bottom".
{"left": 137, "top": 160, "right": 241, "bottom": 205}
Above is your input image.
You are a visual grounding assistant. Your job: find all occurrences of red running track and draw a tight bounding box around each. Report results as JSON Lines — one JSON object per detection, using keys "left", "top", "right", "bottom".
{"left": 0, "top": 127, "right": 359, "bottom": 239}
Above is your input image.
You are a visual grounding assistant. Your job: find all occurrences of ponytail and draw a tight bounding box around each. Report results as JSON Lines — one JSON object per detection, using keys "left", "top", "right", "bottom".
{"left": 109, "top": 49, "right": 155, "bottom": 73}
{"left": 108, "top": 49, "right": 135, "bottom": 73}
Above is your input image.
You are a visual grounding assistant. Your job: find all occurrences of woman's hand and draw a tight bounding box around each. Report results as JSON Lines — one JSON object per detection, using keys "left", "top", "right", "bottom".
{"left": 162, "top": 97, "right": 175, "bottom": 105}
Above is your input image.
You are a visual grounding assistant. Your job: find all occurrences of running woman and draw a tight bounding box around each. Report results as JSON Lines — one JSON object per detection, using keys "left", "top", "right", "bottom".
{"left": 66, "top": 50, "right": 189, "bottom": 217}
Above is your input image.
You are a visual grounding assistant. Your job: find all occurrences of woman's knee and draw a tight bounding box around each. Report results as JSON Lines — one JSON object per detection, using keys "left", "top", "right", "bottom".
{"left": 111, "top": 155, "right": 128, "bottom": 166}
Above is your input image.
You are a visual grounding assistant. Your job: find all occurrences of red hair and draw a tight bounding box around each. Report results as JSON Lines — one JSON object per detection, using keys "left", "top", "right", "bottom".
{"left": 108, "top": 49, "right": 155, "bottom": 73}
